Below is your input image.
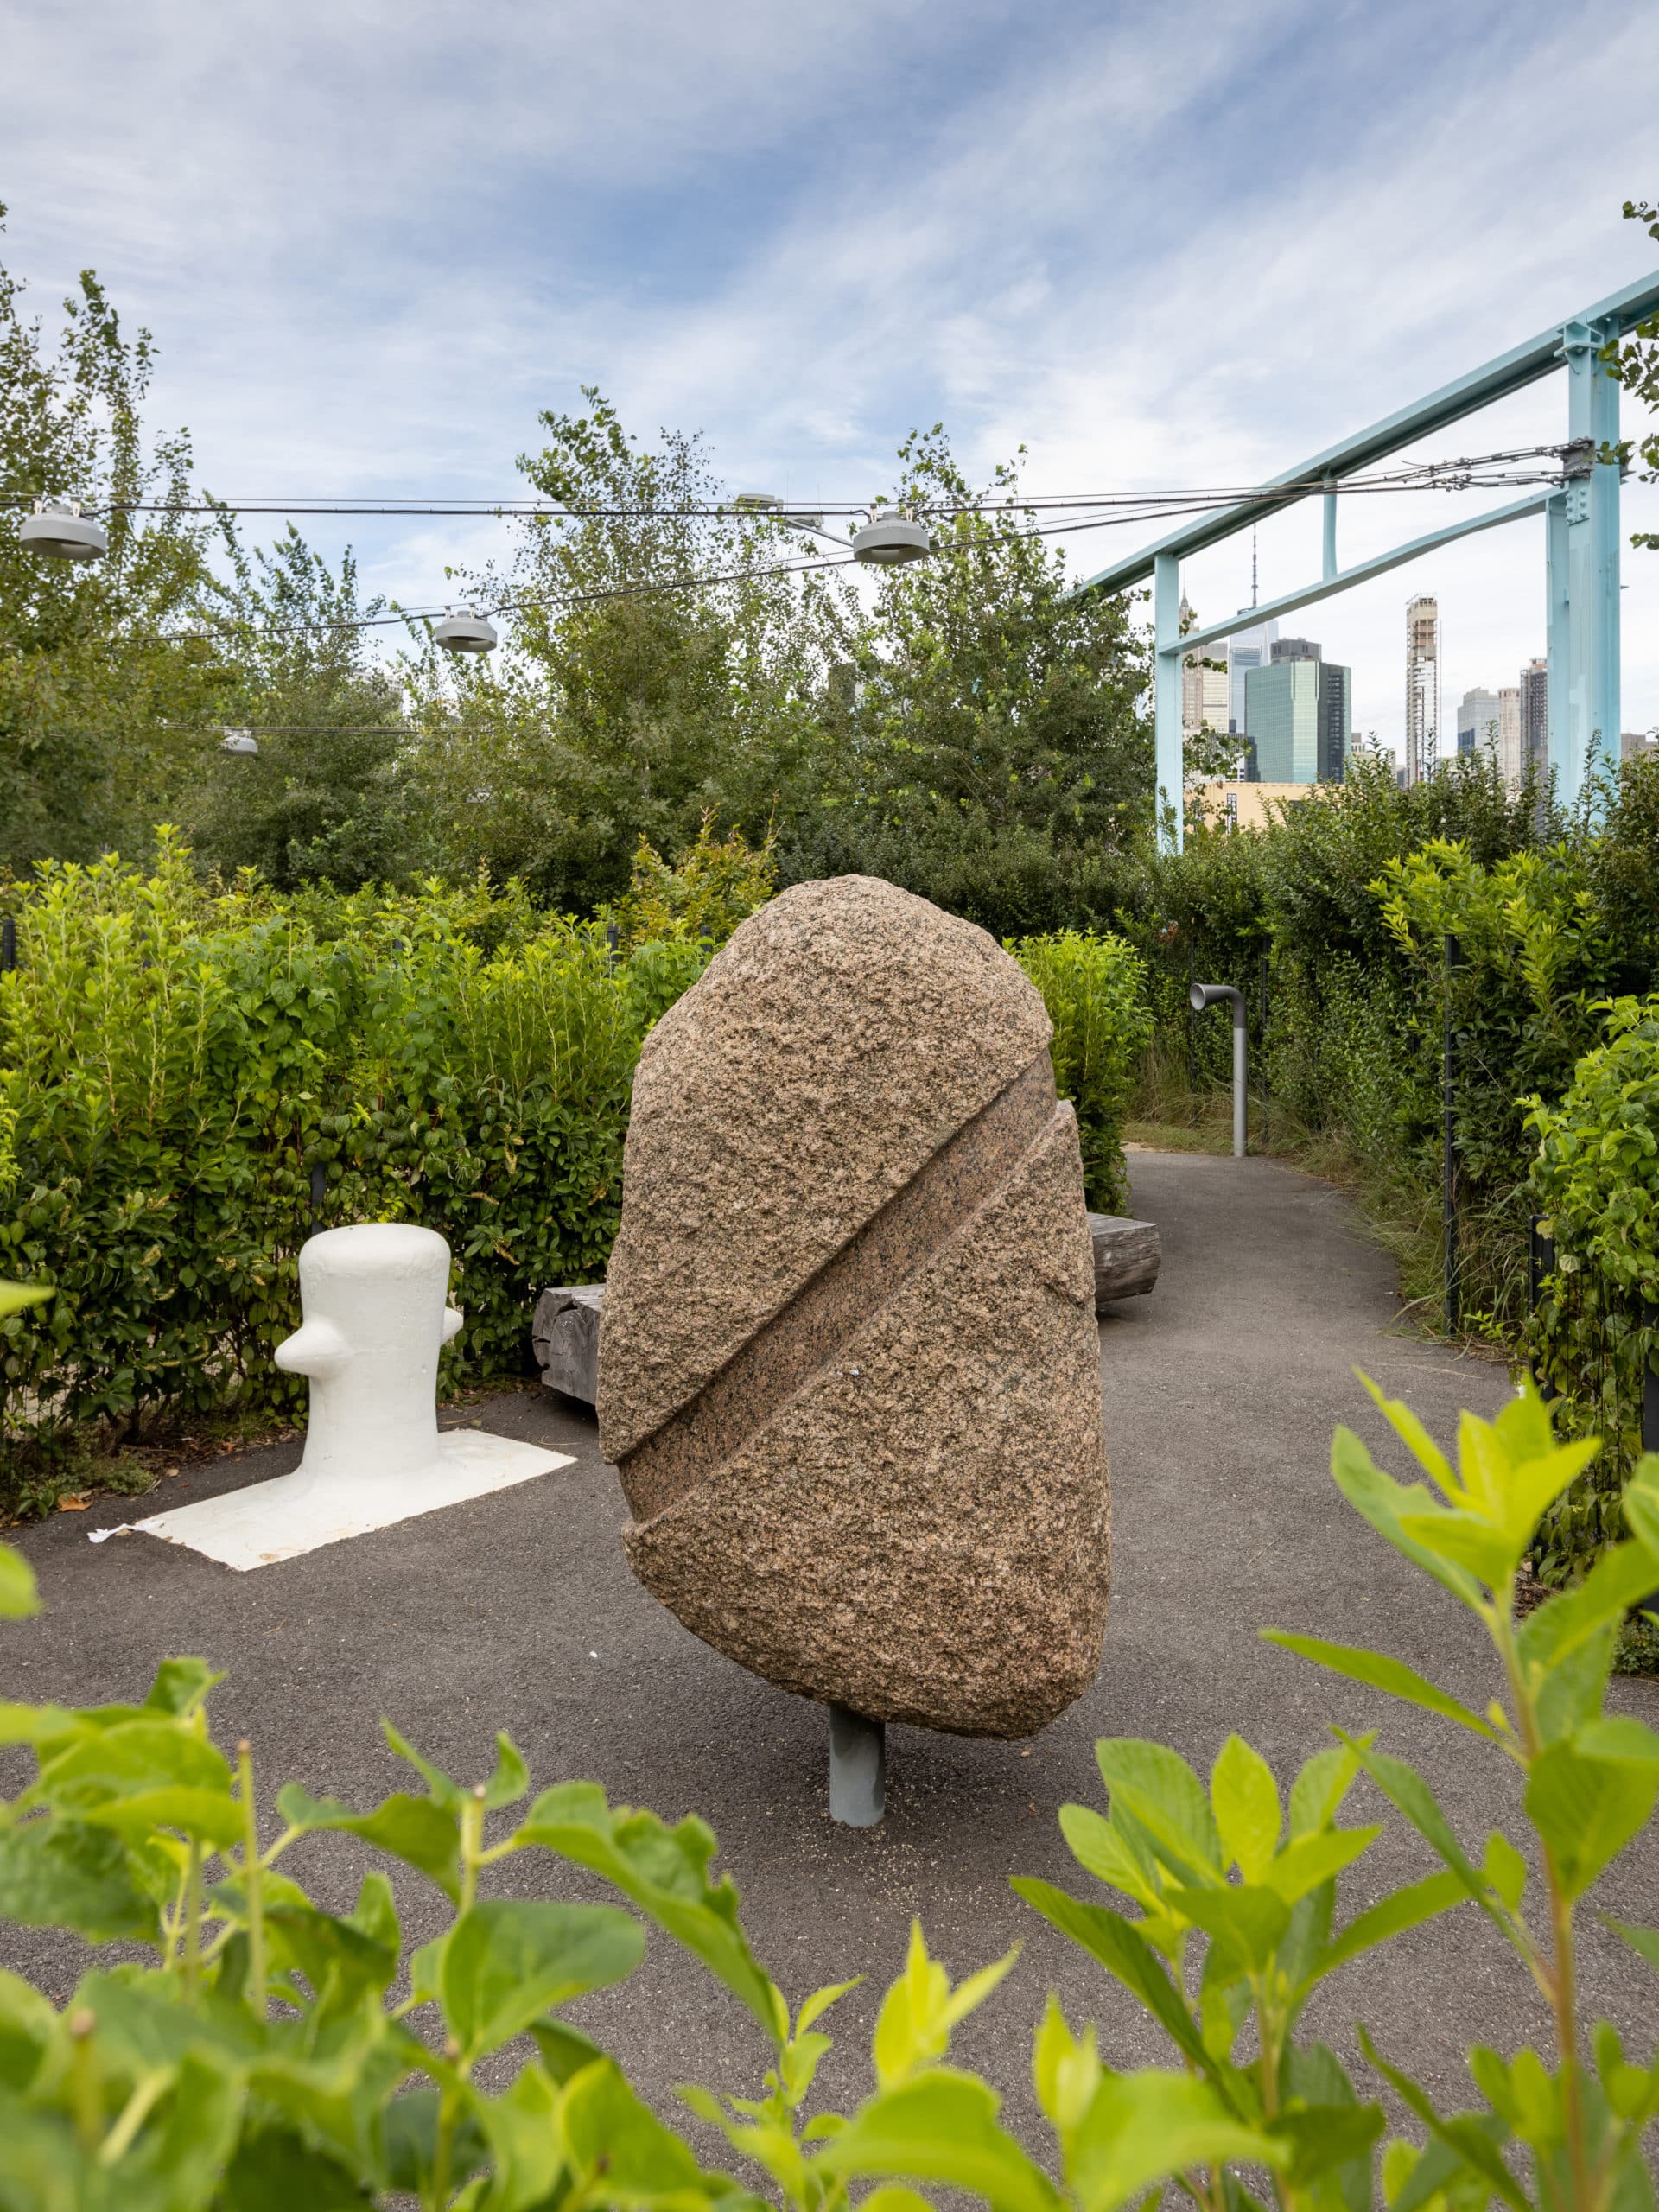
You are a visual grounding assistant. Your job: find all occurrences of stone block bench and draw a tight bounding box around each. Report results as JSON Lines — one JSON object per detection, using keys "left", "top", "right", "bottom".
{"left": 531, "top": 1284, "right": 605, "bottom": 1406}
{"left": 533, "top": 1216, "right": 1159, "bottom": 1408}
{"left": 1087, "top": 1212, "right": 1160, "bottom": 1308}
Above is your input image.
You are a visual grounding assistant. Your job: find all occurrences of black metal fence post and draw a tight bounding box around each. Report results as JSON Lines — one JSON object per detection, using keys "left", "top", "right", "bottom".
{"left": 1644, "top": 1300, "right": 1659, "bottom": 1459}
{"left": 1258, "top": 948, "right": 1269, "bottom": 1151}
{"left": 0, "top": 916, "right": 15, "bottom": 973}
{"left": 1528, "top": 1216, "right": 1557, "bottom": 1401}
{"left": 1186, "top": 941, "right": 1198, "bottom": 1096}
{"left": 1442, "top": 933, "right": 1463, "bottom": 1336}
{"left": 308, "top": 1160, "right": 327, "bottom": 1241}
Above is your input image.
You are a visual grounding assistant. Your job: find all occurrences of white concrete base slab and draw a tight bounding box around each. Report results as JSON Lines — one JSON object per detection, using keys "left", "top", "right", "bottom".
{"left": 134, "top": 1431, "right": 575, "bottom": 1572}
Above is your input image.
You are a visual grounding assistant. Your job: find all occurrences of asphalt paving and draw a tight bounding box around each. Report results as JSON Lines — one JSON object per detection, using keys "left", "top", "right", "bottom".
{"left": 4, "top": 1150, "right": 1656, "bottom": 2145}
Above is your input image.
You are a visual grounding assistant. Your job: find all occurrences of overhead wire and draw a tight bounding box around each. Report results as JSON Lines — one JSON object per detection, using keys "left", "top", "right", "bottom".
{"left": 0, "top": 444, "right": 1578, "bottom": 521}
{"left": 19, "top": 442, "right": 1587, "bottom": 643}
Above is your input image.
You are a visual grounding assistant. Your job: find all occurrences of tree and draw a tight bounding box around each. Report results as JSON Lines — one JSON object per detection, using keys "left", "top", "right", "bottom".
{"left": 403, "top": 390, "right": 830, "bottom": 910}
{"left": 0, "top": 207, "right": 223, "bottom": 867}
{"left": 1604, "top": 196, "right": 1659, "bottom": 553}
{"left": 779, "top": 426, "right": 1153, "bottom": 936}
{"left": 182, "top": 527, "right": 413, "bottom": 890}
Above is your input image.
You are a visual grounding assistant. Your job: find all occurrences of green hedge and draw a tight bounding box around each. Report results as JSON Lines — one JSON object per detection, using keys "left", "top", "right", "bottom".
{"left": 0, "top": 843, "right": 664, "bottom": 1478}
{"left": 1, "top": 858, "right": 1153, "bottom": 1491}
{"left": 1525, "top": 994, "right": 1659, "bottom": 1580}
{"left": 1118, "top": 756, "right": 1659, "bottom": 1329}
{"left": 1010, "top": 929, "right": 1151, "bottom": 1212}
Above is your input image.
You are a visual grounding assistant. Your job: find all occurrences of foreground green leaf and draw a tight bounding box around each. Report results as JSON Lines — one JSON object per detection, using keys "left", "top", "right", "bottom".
{"left": 441, "top": 1898, "right": 645, "bottom": 2062}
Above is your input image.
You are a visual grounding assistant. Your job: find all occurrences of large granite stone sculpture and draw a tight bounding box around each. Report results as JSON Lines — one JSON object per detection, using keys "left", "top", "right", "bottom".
{"left": 596, "top": 876, "right": 1111, "bottom": 1737}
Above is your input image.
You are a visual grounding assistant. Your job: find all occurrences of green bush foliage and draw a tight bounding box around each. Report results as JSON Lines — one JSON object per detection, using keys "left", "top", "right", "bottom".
{"left": 2, "top": 1389, "right": 1657, "bottom": 2207}
{"left": 0, "top": 846, "right": 1154, "bottom": 1499}
{"left": 1525, "top": 995, "right": 1659, "bottom": 1579}
{"left": 0, "top": 841, "right": 649, "bottom": 1483}
{"left": 1009, "top": 932, "right": 1151, "bottom": 1213}
{"left": 1124, "top": 754, "right": 1659, "bottom": 1330}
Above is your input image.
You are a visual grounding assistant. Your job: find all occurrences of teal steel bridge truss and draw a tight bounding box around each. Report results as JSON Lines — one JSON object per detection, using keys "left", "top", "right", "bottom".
{"left": 1074, "top": 270, "right": 1659, "bottom": 849}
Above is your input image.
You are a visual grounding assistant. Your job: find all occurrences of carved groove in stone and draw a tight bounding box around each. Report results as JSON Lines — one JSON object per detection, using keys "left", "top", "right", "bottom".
{"left": 617, "top": 1049, "right": 1061, "bottom": 1526}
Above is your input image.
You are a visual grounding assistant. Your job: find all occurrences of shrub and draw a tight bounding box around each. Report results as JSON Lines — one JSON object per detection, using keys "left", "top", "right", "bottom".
{"left": 1009, "top": 931, "right": 1152, "bottom": 1211}
{"left": 1122, "top": 754, "right": 1659, "bottom": 1355}
{"left": 1525, "top": 994, "right": 1659, "bottom": 1580}
{"left": 0, "top": 842, "right": 645, "bottom": 1488}
{"left": 609, "top": 816, "right": 778, "bottom": 952}
{"left": 1, "top": 1388, "right": 1656, "bottom": 2206}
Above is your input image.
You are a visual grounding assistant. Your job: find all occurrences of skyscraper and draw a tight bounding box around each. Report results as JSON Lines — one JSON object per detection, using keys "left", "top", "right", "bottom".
{"left": 1497, "top": 686, "right": 1522, "bottom": 785}
{"left": 1243, "top": 652, "right": 1351, "bottom": 783}
{"left": 1227, "top": 620, "right": 1280, "bottom": 734}
{"left": 1521, "top": 658, "right": 1549, "bottom": 776}
{"left": 1456, "top": 688, "right": 1501, "bottom": 759}
{"left": 1179, "top": 598, "right": 1230, "bottom": 741}
{"left": 1405, "top": 595, "right": 1440, "bottom": 785}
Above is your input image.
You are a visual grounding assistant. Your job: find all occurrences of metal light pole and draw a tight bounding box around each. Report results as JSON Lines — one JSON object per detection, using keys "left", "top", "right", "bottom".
{"left": 1190, "top": 982, "right": 1247, "bottom": 1157}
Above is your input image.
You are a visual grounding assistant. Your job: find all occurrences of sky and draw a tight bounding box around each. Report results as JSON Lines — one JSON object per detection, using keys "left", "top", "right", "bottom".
{"left": 7, "top": 0, "right": 1659, "bottom": 753}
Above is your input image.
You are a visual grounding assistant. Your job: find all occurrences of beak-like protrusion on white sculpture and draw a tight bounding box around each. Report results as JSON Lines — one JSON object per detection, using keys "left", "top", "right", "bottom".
{"left": 136, "top": 1221, "right": 571, "bottom": 1570}
{"left": 273, "top": 1318, "right": 351, "bottom": 1379}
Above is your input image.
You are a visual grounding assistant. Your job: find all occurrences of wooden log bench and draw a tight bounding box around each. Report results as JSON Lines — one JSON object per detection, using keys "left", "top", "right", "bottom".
{"left": 533, "top": 1216, "right": 1159, "bottom": 1407}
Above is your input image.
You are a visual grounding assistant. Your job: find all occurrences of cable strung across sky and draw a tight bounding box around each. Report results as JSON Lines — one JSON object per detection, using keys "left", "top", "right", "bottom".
{"left": 16, "top": 441, "right": 1597, "bottom": 645}
{"left": 0, "top": 444, "right": 1581, "bottom": 521}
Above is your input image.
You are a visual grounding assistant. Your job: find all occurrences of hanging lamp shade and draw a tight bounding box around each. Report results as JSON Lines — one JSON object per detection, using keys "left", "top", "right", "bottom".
{"left": 219, "top": 728, "right": 260, "bottom": 756}
{"left": 434, "top": 606, "right": 498, "bottom": 653}
{"left": 20, "top": 499, "right": 108, "bottom": 562}
{"left": 851, "top": 515, "right": 932, "bottom": 566}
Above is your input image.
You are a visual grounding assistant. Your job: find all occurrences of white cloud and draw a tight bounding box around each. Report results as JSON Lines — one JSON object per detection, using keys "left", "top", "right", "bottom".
{"left": 7, "top": 0, "right": 1658, "bottom": 734}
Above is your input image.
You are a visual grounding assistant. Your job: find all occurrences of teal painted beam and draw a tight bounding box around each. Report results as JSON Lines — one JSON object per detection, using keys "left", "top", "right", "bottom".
{"left": 1547, "top": 491, "right": 1568, "bottom": 775}
{"left": 1560, "top": 318, "right": 1621, "bottom": 809}
{"left": 1165, "top": 489, "right": 1550, "bottom": 664}
{"left": 1075, "top": 268, "right": 1659, "bottom": 599}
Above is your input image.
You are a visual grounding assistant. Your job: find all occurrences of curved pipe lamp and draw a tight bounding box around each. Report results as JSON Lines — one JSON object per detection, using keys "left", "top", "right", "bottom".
{"left": 1189, "top": 982, "right": 1248, "bottom": 1159}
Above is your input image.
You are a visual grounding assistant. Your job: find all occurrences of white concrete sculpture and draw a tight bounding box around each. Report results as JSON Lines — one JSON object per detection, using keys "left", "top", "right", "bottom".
{"left": 138, "top": 1224, "right": 572, "bottom": 1571}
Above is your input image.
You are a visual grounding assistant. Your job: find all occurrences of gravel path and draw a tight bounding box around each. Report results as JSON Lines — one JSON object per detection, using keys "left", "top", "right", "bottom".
{"left": 4, "top": 1149, "right": 1656, "bottom": 2136}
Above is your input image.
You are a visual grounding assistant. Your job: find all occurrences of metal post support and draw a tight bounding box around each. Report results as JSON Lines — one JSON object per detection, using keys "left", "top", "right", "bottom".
{"left": 0, "top": 916, "right": 15, "bottom": 972}
{"left": 308, "top": 1161, "right": 327, "bottom": 1242}
{"left": 1560, "top": 319, "right": 1621, "bottom": 809}
{"left": 828, "top": 1702, "right": 885, "bottom": 1827}
{"left": 1154, "top": 552, "right": 1184, "bottom": 854}
{"left": 1322, "top": 483, "right": 1338, "bottom": 582}
{"left": 1443, "top": 934, "right": 1462, "bottom": 1336}
{"left": 1545, "top": 490, "right": 1569, "bottom": 807}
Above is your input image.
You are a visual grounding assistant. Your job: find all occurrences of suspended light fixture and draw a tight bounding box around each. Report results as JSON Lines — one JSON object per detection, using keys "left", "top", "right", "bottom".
{"left": 219, "top": 728, "right": 259, "bottom": 756}
{"left": 19, "top": 499, "right": 108, "bottom": 562}
{"left": 851, "top": 512, "right": 932, "bottom": 566}
{"left": 433, "top": 605, "right": 498, "bottom": 653}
